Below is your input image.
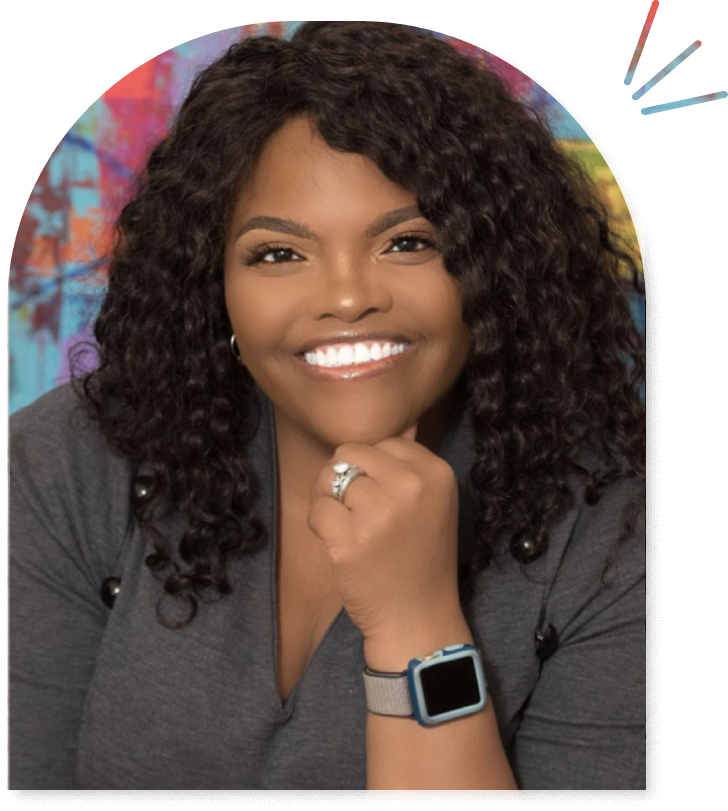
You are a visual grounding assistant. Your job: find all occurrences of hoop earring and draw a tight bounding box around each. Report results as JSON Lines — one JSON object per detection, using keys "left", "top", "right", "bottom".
{"left": 230, "top": 334, "right": 245, "bottom": 366}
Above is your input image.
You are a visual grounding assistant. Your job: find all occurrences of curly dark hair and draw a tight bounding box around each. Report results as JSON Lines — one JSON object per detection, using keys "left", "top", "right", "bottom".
{"left": 72, "top": 21, "right": 645, "bottom": 626}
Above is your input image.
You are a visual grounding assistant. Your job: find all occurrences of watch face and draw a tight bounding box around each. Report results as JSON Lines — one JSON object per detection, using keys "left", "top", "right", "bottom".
{"left": 419, "top": 655, "right": 481, "bottom": 717}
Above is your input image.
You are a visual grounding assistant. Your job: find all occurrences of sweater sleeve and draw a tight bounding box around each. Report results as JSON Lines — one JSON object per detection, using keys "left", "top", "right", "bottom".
{"left": 8, "top": 385, "right": 135, "bottom": 788}
{"left": 509, "top": 477, "right": 646, "bottom": 789}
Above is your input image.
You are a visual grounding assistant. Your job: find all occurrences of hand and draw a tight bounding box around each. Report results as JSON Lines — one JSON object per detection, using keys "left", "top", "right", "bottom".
{"left": 306, "top": 421, "right": 464, "bottom": 649}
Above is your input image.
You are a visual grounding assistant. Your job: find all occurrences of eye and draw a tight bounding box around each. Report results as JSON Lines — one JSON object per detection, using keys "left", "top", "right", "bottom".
{"left": 245, "top": 245, "right": 305, "bottom": 265}
{"left": 386, "top": 234, "right": 437, "bottom": 254}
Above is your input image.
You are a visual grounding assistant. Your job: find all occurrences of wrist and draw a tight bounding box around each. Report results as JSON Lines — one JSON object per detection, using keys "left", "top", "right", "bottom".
{"left": 363, "top": 641, "right": 487, "bottom": 728}
{"left": 363, "top": 610, "right": 473, "bottom": 672}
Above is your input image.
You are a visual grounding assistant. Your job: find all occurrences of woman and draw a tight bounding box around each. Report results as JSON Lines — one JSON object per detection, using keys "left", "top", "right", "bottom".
{"left": 9, "top": 22, "right": 645, "bottom": 789}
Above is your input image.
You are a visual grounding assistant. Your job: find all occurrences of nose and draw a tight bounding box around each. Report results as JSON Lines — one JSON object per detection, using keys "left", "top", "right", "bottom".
{"left": 307, "top": 256, "right": 394, "bottom": 322}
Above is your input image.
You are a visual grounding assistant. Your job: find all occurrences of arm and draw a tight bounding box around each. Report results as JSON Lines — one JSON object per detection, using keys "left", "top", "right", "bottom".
{"left": 363, "top": 612, "right": 517, "bottom": 790}
{"left": 307, "top": 428, "right": 518, "bottom": 789}
{"left": 9, "top": 481, "right": 108, "bottom": 788}
{"left": 363, "top": 477, "right": 644, "bottom": 789}
{"left": 511, "top": 481, "right": 646, "bottom": 789}
{"left": 8, "top": 390, "right": 128, "bottom": 788}
{"left": 308, "top": 425, "right": 642, "bottom": 789}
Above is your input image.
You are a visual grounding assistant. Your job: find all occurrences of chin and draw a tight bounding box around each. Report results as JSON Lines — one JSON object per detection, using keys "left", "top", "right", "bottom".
{"left": 320, "top": 420, "right": 405, "bottom": 449}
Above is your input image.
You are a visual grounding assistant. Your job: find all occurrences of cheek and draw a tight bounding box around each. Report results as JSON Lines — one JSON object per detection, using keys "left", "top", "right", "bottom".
{"left": 421, "top": 279, "right": 468, "bottom": 343}
{"left": 224, "top": 277, "right": 260, "bottom": 345}
{"left": 224, "top": 277, "right": 296, "bottom": 359}
{"left": 436, "top": 303, "right": 471, "bottom": 367}
{"left": 224, "top": 269, "right": 260, "bottom": 313}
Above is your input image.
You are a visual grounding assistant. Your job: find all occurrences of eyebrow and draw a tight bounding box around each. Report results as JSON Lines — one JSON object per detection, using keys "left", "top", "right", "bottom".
{"left": 233, "top": 205, "right": 426, "bottom": 243}
{"left": 233, "top": 217, "right": 319, "bottom": 242}
{"left": 366, "top": 206, "right": 425, "bottom": 237}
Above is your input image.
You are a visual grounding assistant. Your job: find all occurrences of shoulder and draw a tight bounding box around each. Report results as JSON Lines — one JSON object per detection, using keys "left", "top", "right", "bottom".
{"left": 561, "top": 466, "right": 645, "bottom": 563}
{"left": 508, "top": 474, "right": 646, "bottom": 789}
{"left": 10, "top": 381, "right": 134, "bottom": 496}
{"left": 559, "top": 472, "right": 645, "bottom": 578}
{"left": 541, "top": 472, "right": 645, "bottom": 645}
{"left": 12, "top": 381, "right": 95, "bottom": 448}
{"left": 10, "top": 382, "right": 137, "bottom": 575}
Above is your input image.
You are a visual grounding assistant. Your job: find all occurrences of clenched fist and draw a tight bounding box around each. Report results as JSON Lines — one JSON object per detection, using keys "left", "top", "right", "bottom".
{"left": 306, "top": 423, "right": 465, "bottom": 652}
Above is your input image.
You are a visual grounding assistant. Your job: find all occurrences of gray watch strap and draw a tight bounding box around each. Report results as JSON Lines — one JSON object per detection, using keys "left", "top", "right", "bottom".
{"left": 362, "top": 668, "right": 413, "bottom": 716}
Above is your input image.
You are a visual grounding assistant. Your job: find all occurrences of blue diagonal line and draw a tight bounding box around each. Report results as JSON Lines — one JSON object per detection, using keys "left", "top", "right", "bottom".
{"left": 632, "top": 39, "right": 703, "bottom": 101}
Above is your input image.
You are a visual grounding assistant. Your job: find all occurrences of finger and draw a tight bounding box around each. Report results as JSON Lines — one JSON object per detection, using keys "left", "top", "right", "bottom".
{"left": 310, "top": 460, "right": 379, "bottom": 505}
{"left": 310, "top": 436, "right": 421, "bottom": 505}
{"left": 307, "top": 494, "right": 355, "bottom": 545}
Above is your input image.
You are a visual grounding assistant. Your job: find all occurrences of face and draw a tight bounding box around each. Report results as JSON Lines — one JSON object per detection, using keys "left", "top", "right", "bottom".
{"left": 224, "top": 117, "right": 471, "bottom": 452}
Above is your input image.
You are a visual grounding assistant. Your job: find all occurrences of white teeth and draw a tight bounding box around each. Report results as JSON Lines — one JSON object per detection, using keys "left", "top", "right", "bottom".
{"left": 338, "top": 345, "right": 354, "bottom": 365}
{"left": 353, "top": 343, "right": 370, "bottom": 364}
{"left": 303, "top": 341, "right": 410, "bottom": 367}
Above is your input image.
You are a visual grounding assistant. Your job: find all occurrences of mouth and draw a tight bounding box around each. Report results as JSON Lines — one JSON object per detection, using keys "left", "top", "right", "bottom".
{"left": 295, "top": 341, "right": 415, "bottom": 381}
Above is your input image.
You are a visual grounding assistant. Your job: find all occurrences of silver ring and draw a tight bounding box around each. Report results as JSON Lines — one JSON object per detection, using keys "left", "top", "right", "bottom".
{"left": 331, "top": 461, "right": 367, "bottom": 505}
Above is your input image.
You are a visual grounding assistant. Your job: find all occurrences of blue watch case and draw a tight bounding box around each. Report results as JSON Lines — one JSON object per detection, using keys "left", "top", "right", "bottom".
{"left": 406, "top": 643, "right": 487, "bottom": 726}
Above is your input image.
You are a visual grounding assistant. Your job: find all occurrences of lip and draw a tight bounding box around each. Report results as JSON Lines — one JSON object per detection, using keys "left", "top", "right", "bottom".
{"left": 294, "top": 343, "right": 416, "bottom": 381}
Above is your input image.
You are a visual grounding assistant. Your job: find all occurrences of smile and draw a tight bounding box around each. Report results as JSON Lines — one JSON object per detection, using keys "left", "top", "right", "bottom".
{"left": 303, "top": 341, "right": 410, "bottom": 368}
{"left": 295, "top": 342, "right": 415, "bottom": 381}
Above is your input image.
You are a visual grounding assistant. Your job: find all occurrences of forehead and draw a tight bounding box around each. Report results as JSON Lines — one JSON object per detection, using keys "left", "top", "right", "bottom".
{"left": 230, "top": 117, "right": 416, "bottom": 225}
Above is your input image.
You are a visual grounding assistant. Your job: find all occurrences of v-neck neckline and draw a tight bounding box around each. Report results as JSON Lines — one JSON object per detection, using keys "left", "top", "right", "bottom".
{"left": 267, "top": 400, "right": 346, "bottom": 715}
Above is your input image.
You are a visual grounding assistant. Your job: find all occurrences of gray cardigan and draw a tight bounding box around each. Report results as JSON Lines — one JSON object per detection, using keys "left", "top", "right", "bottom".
{"left": 9, "top": 382, "right": 645, "bottom": 789}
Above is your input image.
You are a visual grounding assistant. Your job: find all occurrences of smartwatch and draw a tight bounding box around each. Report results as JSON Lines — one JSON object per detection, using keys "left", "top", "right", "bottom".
{"left": 362, "top": 643, "right": 487, "bottom": 726}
